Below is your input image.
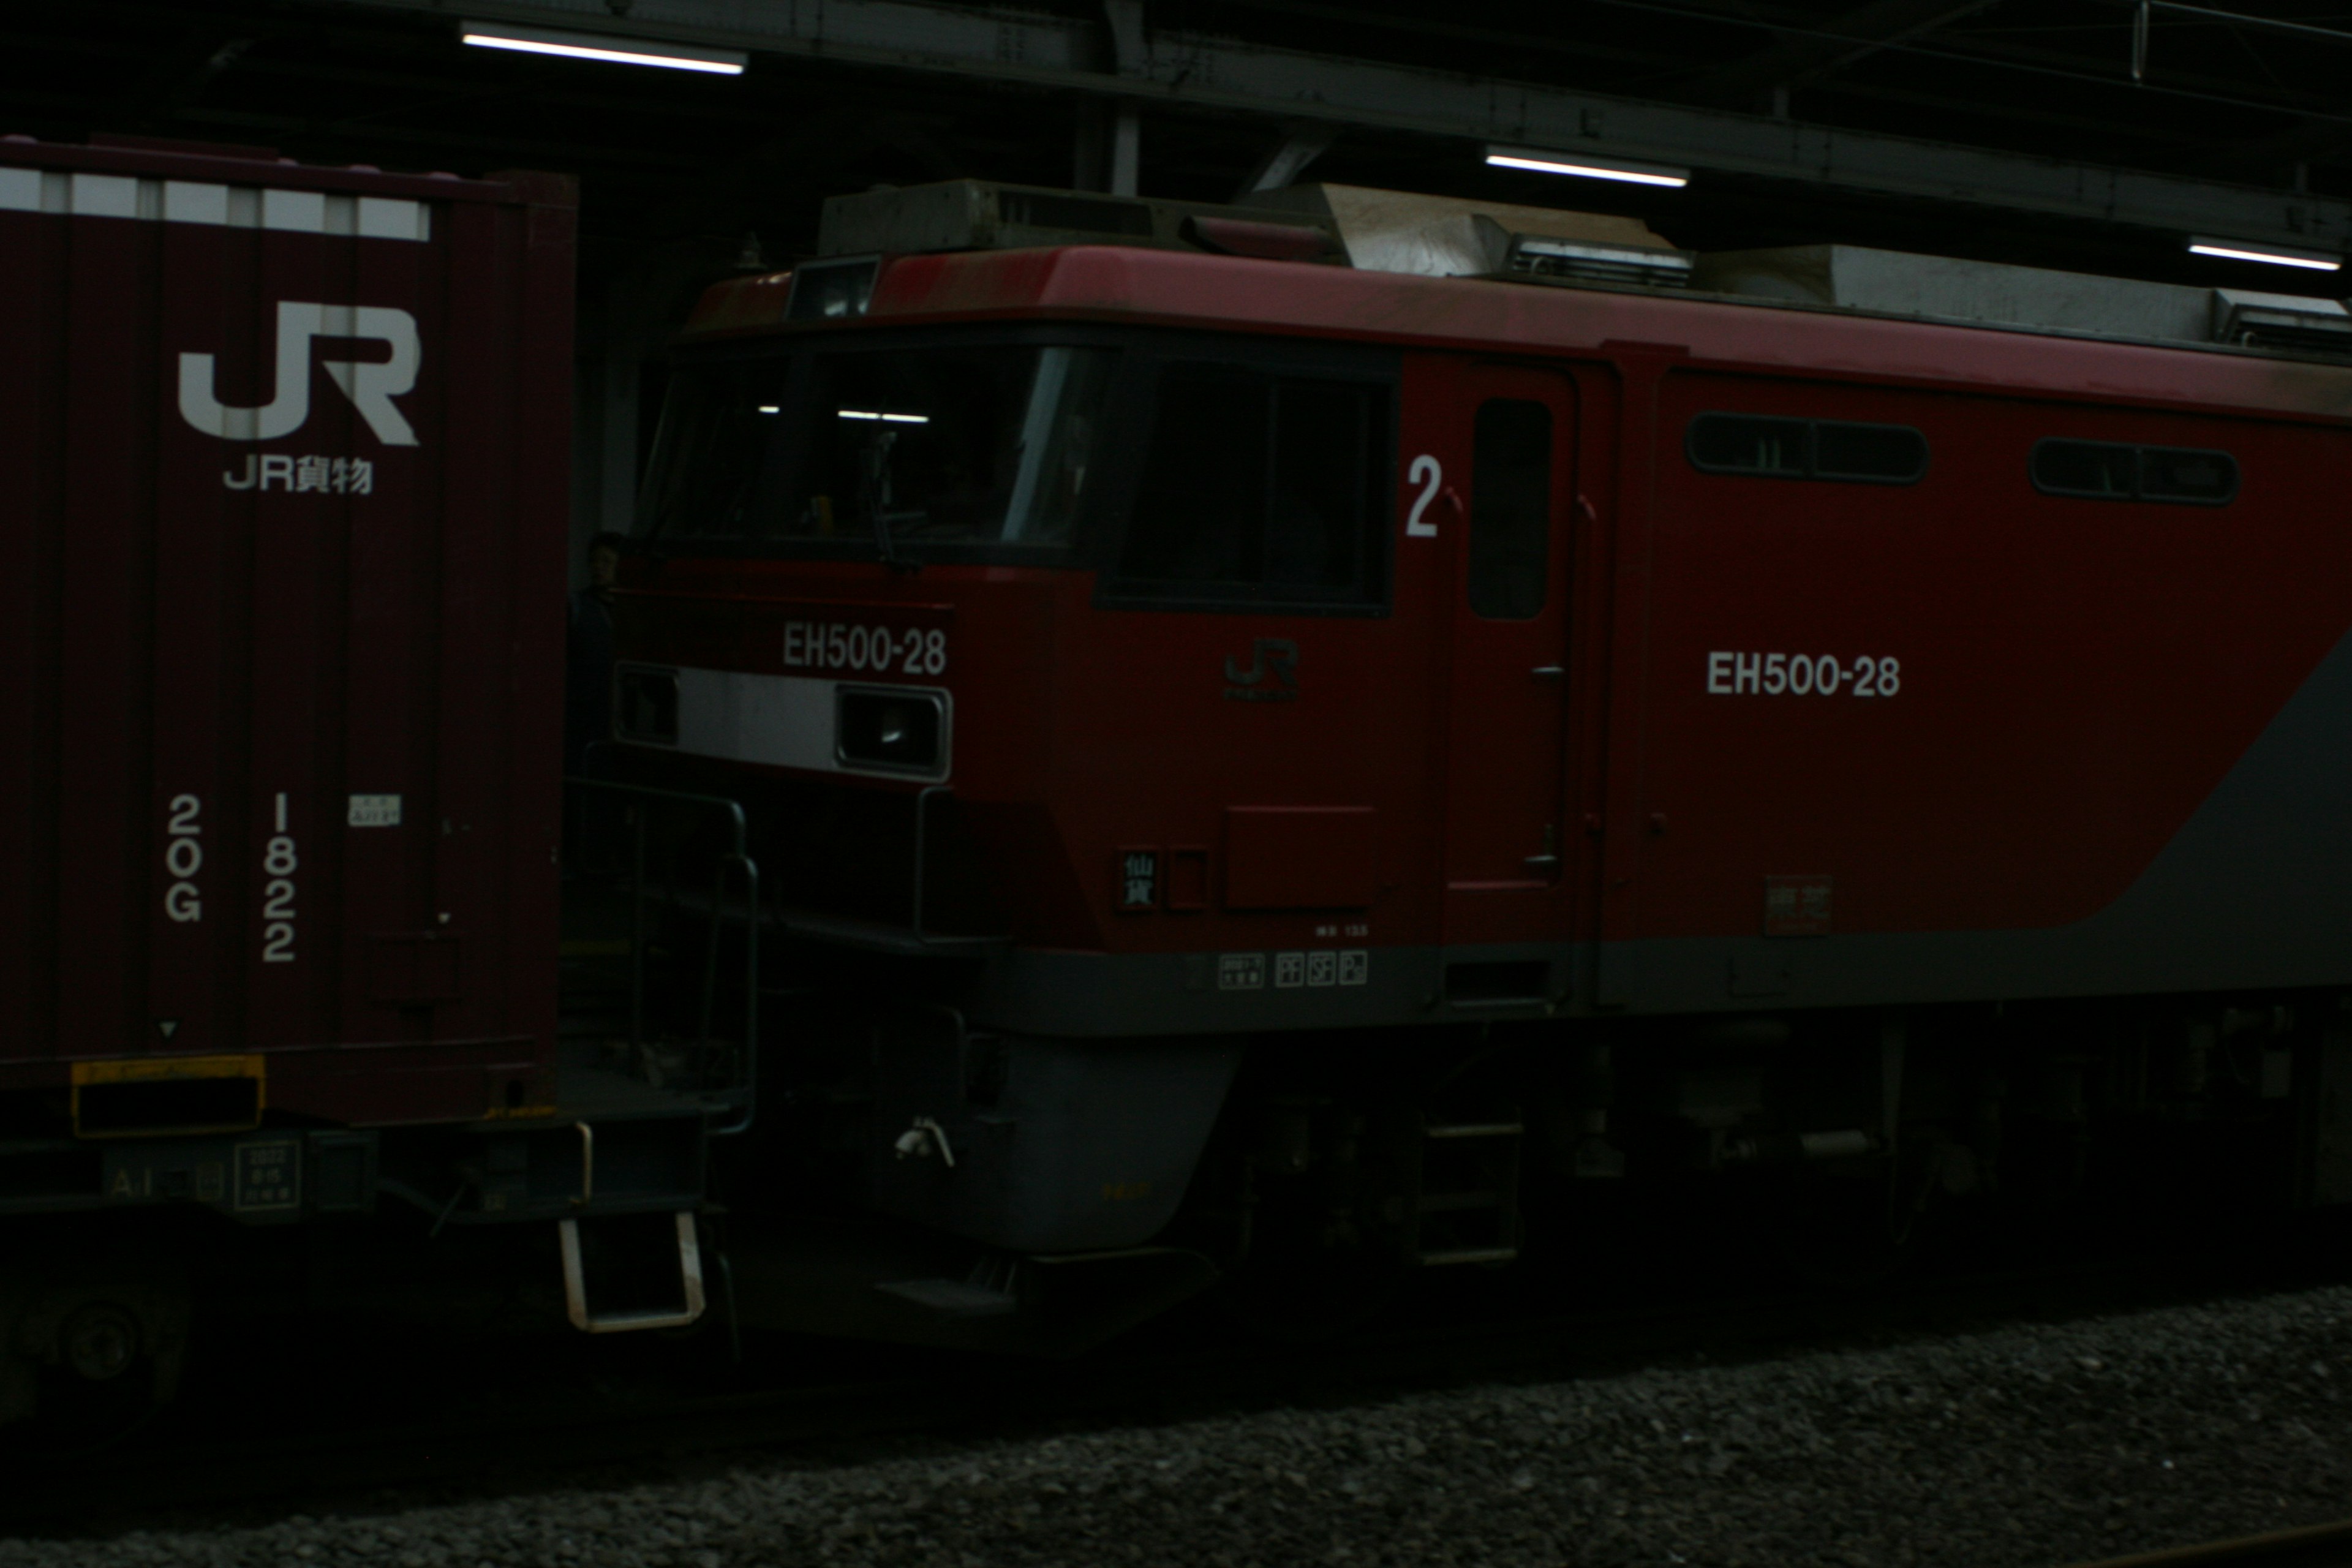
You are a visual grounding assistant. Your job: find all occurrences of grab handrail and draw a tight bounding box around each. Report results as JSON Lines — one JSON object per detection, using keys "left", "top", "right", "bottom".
{"left": 562, "top": 775, "right": 760, "bottom": 1137}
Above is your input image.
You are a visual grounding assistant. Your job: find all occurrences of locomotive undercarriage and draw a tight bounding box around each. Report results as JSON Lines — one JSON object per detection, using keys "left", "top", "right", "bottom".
{"left": 585, "top": 782, "right": 2351, "bottom": 1345}
{"left": 1172, "top": 995, "right": 2337, "bottom": 1320}
{"left": 717, "top": 960, "right": 2343, "bottom": 1348}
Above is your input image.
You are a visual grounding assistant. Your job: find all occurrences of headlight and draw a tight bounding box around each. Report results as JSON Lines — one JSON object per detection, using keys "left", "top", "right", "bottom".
{"left": 835, "top": 686, "right": 946, "bottom": 777}
{"left": 614, "top": 665, "right": 679, "bottom": 745}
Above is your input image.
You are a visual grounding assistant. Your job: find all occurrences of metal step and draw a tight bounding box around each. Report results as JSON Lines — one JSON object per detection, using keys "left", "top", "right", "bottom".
{"left": 557, "top": 1211, "right": 707, "bottom": 1334}
{"left": 1417, "top": 1246, "right": 1521, "bottom": 1267}
{"left": 875, "top": 1278, "right": 1019, "bottom": 1319}
{"left": 1416, "top": 1189, "right": 1506, "bottom": 1213}
{"left": 1409, "top": 1112, "right": 1524, "bottom": 1268}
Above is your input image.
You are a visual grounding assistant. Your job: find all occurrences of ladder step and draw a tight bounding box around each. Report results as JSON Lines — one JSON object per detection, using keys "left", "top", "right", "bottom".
{"left": 558, "top": 1211, "right": 707, "bottom": 1334}
{"left": 1417, "top": 1247, "right": 1520, "bottom": 1267}
{"left": 1417, "top": 1189, "right": 1506, "bottom": 1213}
{"left": 1424, "top": 1121, "right": 1524, "bottom": 1140}
{"left": 874, "top": 1278, "right": 1019, "bottom": 1319}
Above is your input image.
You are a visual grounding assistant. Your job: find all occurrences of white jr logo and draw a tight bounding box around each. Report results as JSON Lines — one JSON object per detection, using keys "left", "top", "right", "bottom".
{"left": 178, "top": 301, "right": 421, "bottom": 448}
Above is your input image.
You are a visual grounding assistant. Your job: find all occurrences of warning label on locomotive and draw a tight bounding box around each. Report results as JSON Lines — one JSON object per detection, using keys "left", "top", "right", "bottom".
{"left": 1226, "top": 951, "right": 1369, "bottom": 990}
{"left": 1707, "top": 652, "right": 1901, "bottom": 696}
{"left": 1764, "top": 875, "right": 1834, "bottom": 937}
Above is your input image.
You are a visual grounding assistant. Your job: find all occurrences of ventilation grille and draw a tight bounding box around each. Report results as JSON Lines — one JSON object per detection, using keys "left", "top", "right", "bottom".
{"left": 2211, "top": 288, "right": 2352, "bottom": 358}
{"left": 1507, "top": 235, "right": 1694, "bottom": 289}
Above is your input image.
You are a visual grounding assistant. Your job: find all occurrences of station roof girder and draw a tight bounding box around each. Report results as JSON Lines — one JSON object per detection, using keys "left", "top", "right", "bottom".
{"left": 330, "top": 0, "right": 2350, "bottom": 253}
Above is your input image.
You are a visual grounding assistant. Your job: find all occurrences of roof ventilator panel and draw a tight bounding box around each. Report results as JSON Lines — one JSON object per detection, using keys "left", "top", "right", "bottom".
{"left": 2211, "top": 289, "right": 2352, "bottom": 356}
{"left": 1507, "top": 233, "right": 1694, "bottom": 288}
{"left": 1694, "top": 245, "right": 2352, "bottom": 357}
{"left": 818, "top": 179, "right": 1689, "bottom": 287}
{"left": 820, "top": 179, "right": 1341, "bottom": 261}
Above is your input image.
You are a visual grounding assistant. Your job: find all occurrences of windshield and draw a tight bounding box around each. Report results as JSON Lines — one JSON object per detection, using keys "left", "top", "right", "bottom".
{"left": 638, "top": 344, "right": 1115, "bottom": 555}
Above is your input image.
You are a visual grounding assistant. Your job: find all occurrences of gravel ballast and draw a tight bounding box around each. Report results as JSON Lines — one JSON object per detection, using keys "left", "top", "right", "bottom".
{"left": 12, "top": 1285, "right": 2352, "bottom": 1568}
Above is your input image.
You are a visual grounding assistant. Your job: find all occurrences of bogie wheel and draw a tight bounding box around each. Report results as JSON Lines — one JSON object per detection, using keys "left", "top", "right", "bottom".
{"left": 33, "top": 1311, "right": 164, "bottom": 1448}
{"left": 5, "top": 1281, "right": 192, "bottom": 1455}
{"left": 1205, "top": 1093, "right": 1425, "bottom": 1342}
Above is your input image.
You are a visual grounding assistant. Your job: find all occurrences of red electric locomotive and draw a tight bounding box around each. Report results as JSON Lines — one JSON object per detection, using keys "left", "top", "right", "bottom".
{"left": 610, "top": 179, "right": 2352, "bottom": 1341}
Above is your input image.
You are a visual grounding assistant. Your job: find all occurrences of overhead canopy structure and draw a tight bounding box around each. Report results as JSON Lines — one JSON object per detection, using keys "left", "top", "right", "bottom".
{"left": 352, "top": 0, "right": 2349, "bottom": 255}
{"left": 2, "top": 0, "right": 2348, "bottom": 545}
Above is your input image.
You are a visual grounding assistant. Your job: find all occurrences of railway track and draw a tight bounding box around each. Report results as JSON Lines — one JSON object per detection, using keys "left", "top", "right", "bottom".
{"left": 2073, "top": 1519, "right": 2352, "bottom": 1567}
{"left": 8, "top": 1223, "right": 2344, "bottom": 1539}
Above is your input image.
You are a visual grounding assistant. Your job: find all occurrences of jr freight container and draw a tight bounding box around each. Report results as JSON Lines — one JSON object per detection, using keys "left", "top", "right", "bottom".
{"left": 0, "top": 136, "right": 707, "bottom": 1428}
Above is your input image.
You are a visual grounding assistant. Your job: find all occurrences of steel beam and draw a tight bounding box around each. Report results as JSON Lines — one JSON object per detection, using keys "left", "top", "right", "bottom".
{"left": 1674, "top": 0, "right": 2003, "bottom": 104}
{"left": 1235, "top": 124, "right": 1336, "bottom": 202}
{"left": 331, "top": 0, "right": 2348, "bottom": 251}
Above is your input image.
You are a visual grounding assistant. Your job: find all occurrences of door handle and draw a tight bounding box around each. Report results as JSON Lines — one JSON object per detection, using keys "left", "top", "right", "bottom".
{"left": 1523, "top": 854, "right": 1561, "bottom": 869}
{"left": 1531, "top": 665, "right": 1566, "bottom": 679}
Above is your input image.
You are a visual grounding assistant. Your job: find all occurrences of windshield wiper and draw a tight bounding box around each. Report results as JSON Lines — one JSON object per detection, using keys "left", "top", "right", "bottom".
{"left": 859, "top": 428, "right": 908, "bottom": 570}
{"left": 861, "top": 425, "right": 922, "bottom": 573}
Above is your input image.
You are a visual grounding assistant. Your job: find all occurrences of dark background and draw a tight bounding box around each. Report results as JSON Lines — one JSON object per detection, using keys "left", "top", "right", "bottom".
{"left": 6, "top": 0, "right": 2345, "bottom": 551}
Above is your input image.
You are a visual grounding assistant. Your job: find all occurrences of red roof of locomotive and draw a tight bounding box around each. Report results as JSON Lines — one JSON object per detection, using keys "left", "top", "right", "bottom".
{"left": 686, "top": 244, "right": 2352, "bottom": 422}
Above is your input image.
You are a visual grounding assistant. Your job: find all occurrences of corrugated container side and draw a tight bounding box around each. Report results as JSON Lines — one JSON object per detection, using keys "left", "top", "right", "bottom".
{"left": 0, "top": 141, "right": 575, "bottom": 1127}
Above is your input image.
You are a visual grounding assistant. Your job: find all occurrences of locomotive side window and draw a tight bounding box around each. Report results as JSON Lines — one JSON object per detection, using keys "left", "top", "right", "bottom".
{"left": 2138, "top": 445, "right": 2239, "bottom": 503}
{"left": 1116, "top": 363, "right": 1390, "bottom": 609}
{"left": 1468, "top": 399, "right": 1551, "bottom": 620}
{"left": 2030, "top": 439, "right": 2135, "bottom": 498}
{"left": 1688, "top": 414, "right": 1806, "bottom": 477}
{"left": 2032, "top": 439, "right": 2238, "bottom": 504}
{"left": 1814, "top": 421, "right": 1929, "bottom": 483}
{"left": 1687, "top": 413, "right": 1928, "bottom": 484}
{"left": 1121, "top": 364, "right": 1267, "bottom": 587}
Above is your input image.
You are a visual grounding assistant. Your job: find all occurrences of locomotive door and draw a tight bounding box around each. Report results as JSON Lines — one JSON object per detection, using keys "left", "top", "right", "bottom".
{"left": 1438, "top": 363, "right": 1578, "bottom": 943}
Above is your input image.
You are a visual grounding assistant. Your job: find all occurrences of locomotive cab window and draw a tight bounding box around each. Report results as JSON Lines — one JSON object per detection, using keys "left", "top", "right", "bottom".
{"left": 637, "top": 341, "right": 1117, "bottom": 556}
{"left": 1686, "top": 413, "right": 1928, "bottom": 484}
{"left": 1468, "top": 399, "right": 1552, "bottom": 620}
{"left": 791, "top": 347, "right": 1115, "bottom": 548}
{"left": 2031, "top": 439, "right": 2238, "bottom": 505}
{"left": 636, "top": 358, "right": 796, "bottom": 542}
{"left": 1112, "top": 358, "right": 1392, "bottom": 611}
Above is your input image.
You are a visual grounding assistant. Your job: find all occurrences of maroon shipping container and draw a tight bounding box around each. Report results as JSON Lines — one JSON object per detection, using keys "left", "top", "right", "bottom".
{"left": 0, "top": 137, "right": 575, "bottom": 1134}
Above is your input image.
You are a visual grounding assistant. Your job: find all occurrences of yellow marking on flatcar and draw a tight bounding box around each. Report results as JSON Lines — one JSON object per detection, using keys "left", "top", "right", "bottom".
{"left": 71, "top": 1053, "right": 263, "bottom": 1086}
{"left": 70, "top": 1054, "right": 266, "bottom": 1138}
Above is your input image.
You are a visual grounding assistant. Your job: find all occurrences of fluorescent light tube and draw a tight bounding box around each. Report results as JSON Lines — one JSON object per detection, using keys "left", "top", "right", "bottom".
{"left": 838, "top": 410, "right": 929, "bottom": 424}
{"left": 461, "top": 22, "right": 747, "bottom": 75}
{"left": 2187, "top": 236, "right": 2342, "bottom": 272}
{"left": 1485, "top": 145, "right": 1689, "bottom": 189}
